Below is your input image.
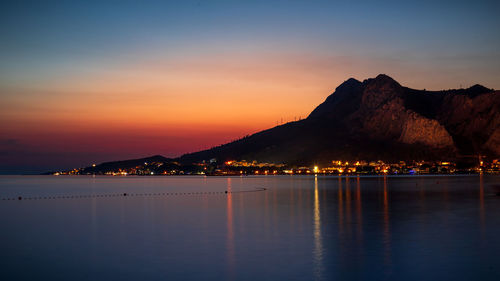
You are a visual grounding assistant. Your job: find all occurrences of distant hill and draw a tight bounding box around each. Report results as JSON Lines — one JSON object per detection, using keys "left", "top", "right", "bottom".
{"left": 178, "top": 74, "right": 499, "bottom": 165}
{"left": 82, "top": 155, "right": 173, "bottom": 174}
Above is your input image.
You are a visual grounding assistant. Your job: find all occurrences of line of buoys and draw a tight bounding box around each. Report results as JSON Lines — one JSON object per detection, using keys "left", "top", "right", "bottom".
{"left": 0, "top": 187, "right": 266, "bottom": 201}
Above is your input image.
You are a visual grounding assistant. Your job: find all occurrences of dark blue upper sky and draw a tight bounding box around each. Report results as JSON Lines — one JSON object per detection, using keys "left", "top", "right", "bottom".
{"left": 2, "top": 0, "right": 499, "bottom": 88}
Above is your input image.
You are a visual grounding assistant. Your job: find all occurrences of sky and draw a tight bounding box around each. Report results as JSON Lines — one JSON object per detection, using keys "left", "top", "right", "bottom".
{"left": 1, "top": 0, "right": 499, "bottom": 173}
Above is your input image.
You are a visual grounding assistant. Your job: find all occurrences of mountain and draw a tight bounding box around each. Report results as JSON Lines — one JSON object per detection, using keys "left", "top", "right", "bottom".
{"left": 82, "top": 155, "right": 173, "bottom": 174}
{"left": 179, "top": 74, "right": 499, "bottom": 165}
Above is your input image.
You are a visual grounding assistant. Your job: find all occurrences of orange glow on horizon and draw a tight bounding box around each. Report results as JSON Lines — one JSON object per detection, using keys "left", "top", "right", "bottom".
{"left": 1, "top": 51, "right": 345, "bottom": 161}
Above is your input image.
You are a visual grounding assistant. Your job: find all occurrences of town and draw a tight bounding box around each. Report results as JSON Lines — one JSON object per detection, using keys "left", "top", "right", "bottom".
{"left": 54, "top": 157, "right": 500, "bottom": 176}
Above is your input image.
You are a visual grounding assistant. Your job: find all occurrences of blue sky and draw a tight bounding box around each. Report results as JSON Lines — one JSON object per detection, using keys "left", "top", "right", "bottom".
{"left": 2, "top": 0, "right": 499, "bottom": 88}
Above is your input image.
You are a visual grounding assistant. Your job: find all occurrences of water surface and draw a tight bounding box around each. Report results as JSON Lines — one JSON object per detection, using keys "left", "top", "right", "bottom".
{"left": 1, "top": 175, "right": 499, "bottom": 280}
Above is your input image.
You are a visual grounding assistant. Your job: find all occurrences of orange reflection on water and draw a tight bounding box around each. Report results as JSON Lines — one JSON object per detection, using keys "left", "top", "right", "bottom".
{"left": 356, "top": 176, "right": 363, "bottom": 239}
{"left": 345, "top": 177, "right": 352, "bottom": 235}
{"left": 479, "top": 174, "right": 485, "bottom": 235}
{"left": 338, "top": 177, "right": 344, "bottom": 235}
{"left": 289, "top": 179, "right": 295, "bottom": 231}
{"left": 297, "top": 179, "right": 304, "bottom": 232}
{"left": 313, "top": 175, "right": 324, "bottom": 279}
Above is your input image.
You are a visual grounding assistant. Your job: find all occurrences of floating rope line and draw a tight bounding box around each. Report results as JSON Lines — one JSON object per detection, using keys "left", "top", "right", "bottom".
{"left": 0, "top": 187, "right": 267, "bottom": 201}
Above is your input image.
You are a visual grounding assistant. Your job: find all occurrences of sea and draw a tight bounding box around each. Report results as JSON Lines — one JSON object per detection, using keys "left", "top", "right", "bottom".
{"left": 0, "top": 175, "right": 499, "bottom": 281}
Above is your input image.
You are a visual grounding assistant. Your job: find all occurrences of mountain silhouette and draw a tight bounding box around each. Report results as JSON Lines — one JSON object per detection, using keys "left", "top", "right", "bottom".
{"left": 178, "top": 74, "right": 499, "bottom": 165}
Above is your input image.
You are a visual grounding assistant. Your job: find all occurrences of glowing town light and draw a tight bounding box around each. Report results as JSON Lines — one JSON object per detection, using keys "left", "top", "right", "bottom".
{"left": 313, "top": 166, "right": 319, "bottom": 173}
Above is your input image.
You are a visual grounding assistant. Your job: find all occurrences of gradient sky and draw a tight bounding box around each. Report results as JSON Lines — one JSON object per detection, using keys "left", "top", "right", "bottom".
{"left": 1, "top": 0, "right": 499, "bottom": 173}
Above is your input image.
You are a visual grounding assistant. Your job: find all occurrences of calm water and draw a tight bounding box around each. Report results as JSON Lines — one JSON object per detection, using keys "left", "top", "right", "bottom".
{"left": 0, "top": 175, "right": 499, "bottom": 281}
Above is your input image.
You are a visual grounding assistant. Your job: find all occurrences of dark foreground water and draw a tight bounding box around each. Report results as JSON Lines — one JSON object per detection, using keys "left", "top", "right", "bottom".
{"left": 0, "top": 175, "right": 499, "bottom": 281}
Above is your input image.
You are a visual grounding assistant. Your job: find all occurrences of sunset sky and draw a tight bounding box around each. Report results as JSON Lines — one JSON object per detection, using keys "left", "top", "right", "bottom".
{"left": 1, "top": 0, "right": 499, "bottom": 173}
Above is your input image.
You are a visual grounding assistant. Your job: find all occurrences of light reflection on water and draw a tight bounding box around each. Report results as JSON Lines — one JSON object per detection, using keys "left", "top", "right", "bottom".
{"left": 0, "top": 175, "right": 499, "bottom": 281}
{"left": 312, "top": 175, "right": 323, "bottom": 279}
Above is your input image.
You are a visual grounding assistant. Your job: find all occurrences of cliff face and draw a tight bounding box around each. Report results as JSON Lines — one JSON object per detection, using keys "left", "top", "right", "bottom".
{"left": 311, "top": 74, "right": 456, "bottom": 150}
{"left": 179, "top": 74, "right": 499, "bottom": 164}
{"left": 438, "top": 90, "right": 500, "bottom": 155}
{"left": 354, "top": 75, "right": 454, "bottom": 148}
{"left": 399, "top": 112, "right": 454, "bottom": 148}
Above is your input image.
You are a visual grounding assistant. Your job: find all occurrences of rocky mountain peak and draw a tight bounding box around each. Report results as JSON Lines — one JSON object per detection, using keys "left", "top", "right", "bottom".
{"left": 308, "top": 77, "right": 363, "bottom": 119}
{"left": 180, "top": 75, "right": 499, "bottom": 164}
{"left": 465, "top": 84, "right": 493, "bottom": 97}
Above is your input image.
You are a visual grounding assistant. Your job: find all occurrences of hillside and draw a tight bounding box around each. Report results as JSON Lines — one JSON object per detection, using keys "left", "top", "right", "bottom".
{"left": 178, "top": 74, "right": 499, "bottom": 165}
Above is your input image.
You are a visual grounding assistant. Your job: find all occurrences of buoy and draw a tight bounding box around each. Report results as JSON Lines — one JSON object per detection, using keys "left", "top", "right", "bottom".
{"left": 18, "top": 196, "right": 22, "bottom": 200}
{"left": 225, "top": 191, "right": 228, "bottom": 194}
{"left": 123, "top": 193, "right": 127, "bottom": 196}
